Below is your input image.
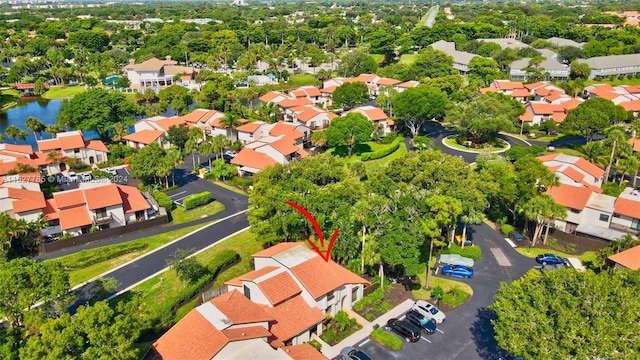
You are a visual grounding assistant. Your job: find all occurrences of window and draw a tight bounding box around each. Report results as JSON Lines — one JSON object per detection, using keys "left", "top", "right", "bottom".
{"left": 599, "top": 214, "right": 610, "bottom": 222}
{"left": 95, "top": 208, "right": 107, "bottom": 219}
{"left": 243, "top": 285, "right": 251, "bottom": 299}
{"left": 74, "top": 149, "right": 80, "bottom": 154}
{"left": 327, "top": 293, "right": 335, "bottom": 303}
{"left": 613, "top": 213, "right": 621, "bottom": 218}
{"left": 570, "top": 208, "right": 580, "bottom": 214}
{"left": 632, "top": 219, "right": 640, "bottom": 230}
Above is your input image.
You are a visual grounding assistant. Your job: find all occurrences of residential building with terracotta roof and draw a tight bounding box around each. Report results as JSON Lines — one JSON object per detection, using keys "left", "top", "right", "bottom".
{"left": 518, "top": 98, "right": 583, "bottom": 126}
{"left": 347, "top": 105, "right": 394, "bottom": 134}
{"left": 290, "top": 105, "right": 338, "bottom": 130}
{"left": 35, "top": 131, "right": 109, "bottom": 175}
{"left": 603, "top": 11, "right": 640, "bottom": 27}
{"left": 608, "top": 244, "right": 640, "bottom": 270}
{"left": 395, "top": 80, "right": 420, "bottom": 93}
{"left": 584, "top": 84, "right": 640, "bottom": 106}
{"left": 123, "top": 56, "right": 196, "bottom": 90}
{"left": 232, "top": 121, "right": 310, "bottom": 175}
{"left": 539, "top": 154, "right": 639, "bottom": 240}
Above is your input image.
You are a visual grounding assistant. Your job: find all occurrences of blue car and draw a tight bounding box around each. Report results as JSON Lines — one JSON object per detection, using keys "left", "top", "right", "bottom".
{"left": 535, "top": 253, "right": 567, "bottom": 265}
{"left": 442, "top": 265, "right": 474, "bottom": 278}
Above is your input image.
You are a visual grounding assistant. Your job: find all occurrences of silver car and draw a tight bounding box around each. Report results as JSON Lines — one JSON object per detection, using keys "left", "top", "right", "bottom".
{"left": 341, "top": 347, "right": 372, "bottom": 360}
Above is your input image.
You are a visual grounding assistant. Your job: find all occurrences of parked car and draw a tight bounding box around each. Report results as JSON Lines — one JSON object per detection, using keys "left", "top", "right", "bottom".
{"left": 405, "top": 310, "right": 437, "bottom": 334}
{"left": 79, "top": 173, "right": 92, "bottom": 182}
{"left": 386, "top": 318, "right": 421, "bottom": 342}
{"left": 412, "top": 300, "right": 446, "bottom": 323}
{"left": 340, "top": 346, "right": 372, "bottom": 360}
{"left": 67, "top": 172, "right": 78, "bottom": 182}
{"left": 225, "top": 150, "right": 237, "bottom": 158}
{"left": 442, "top": 264, "right": 474, "bottom": 278}
{"left": 508, "top": 231, "right": 525, "bottom": 243}
{"left": 105, "top": 168, "right": 118, "bottom": 176}
{"left": 535, "top": 253, "right": 567, "bottom": 265}
{"left": 222, "top": 154, "right": 234, "bottom": 163}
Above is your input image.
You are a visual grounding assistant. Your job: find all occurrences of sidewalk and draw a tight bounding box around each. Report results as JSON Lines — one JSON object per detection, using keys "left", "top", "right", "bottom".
{"left": 317, "top": 299, "right": 415, "bottom": 359}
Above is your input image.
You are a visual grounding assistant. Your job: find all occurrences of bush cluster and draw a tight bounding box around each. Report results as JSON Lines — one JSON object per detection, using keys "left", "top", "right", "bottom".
{"left": 153, "top": 191, "right": 175, "bottom": 211}
{"left": 231, "top": 176, "right": 253, "bottom": 187}
{"left": 361, "top": 137, "right": 401, "bottom": 161}
{"left": 379, "top": 132, "right": 397, "bottom": 144}
{"left": 183, "top": 191, "right": 212, "bottom": 210}
{"left": 500, "top": 224, "right": 516, "bottom": 237}
{"left": 441, "top": 243, "right": 482, "bottom": 260}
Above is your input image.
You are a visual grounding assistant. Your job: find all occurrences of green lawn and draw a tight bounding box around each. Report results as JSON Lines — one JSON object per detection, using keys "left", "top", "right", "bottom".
{"left": 41, "top": 85, "right": 86, "bottom": 99}
{"left": 0, "top": 89, "right": 19, "bottom": 110}
{"left": 443, "top": 136, "right": 508, "bottom": 152}
{"left": 210, "top": 181, "right": 249, "bottom": 196}
{"left": 370, "top": 54, "right": 385, "bottom": 64}
{"left": 586, "top": 77, "right": 640, "bottom": 86}
{"left": 50, "top": 222, "right": 213, "bottom": 286}
{"left": 131, "top": 229, "right": 262, "bottom": 322}
{"left": 329, "top": 139, "right": 407, "bottom": 172}
{"left": 506, "top": 132, "right": 582, "bottom": 143}
{"left": 547, "top": 147, "right": 585, "bottom": 157}
{"left": 290, "top": 73, "right": 320, "bottom": 87}
{"left": 399, "top": 54, "right": 418, "bottom": 65}
{"left": 170, "top": 201, "right": 225, "bottom": 224}
{"left": 364, "top": 141, "right": 407, "bottom": 173}
{"left": 412, "top": 270, "right": 474, "bottom": 301}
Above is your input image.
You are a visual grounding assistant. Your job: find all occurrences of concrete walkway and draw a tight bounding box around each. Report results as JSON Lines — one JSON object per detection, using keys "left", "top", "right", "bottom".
{"left": 317, "top": 299, "right": 415, "bottom": 359}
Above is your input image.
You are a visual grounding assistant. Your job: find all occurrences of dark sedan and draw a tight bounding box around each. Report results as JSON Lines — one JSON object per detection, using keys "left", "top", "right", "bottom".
{"left": 535, "top": 253, "right": 567, "bottom": 265}
{"left": 405, "top": 310, "right": 437, "bottom": 334}
{"left": 386, "top": 318, "right": 421, "bottom": 342}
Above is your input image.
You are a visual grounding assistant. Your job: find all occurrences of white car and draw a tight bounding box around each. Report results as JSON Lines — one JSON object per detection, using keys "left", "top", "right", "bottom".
{"left": 105, "top": 168, "right": 118, "bottom": 175}
{"left": 224, "top": 150, "right": 237, "bottom": 158}
{"left": 67, "top": 172, "right": 78, "bottom": 182}
{"left": 412, "top": 300, "right": 446, "bottom": 324}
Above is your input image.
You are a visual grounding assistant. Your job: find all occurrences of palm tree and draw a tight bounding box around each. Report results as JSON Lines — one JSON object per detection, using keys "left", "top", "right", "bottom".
{"left": 111, "top": 123, "right": 129, "bottom": 142}
{"left": 579, "top": 142, "right": 608, "bottom": 168}
{"left": 4, "top": 125, "right": 20, "bottom": 144}
{"left": 46, "top": 150, "right": 63, "bottom": 164}
{"left": 16, "top": 130, "right": 28, "bottom": 143}
{"left": 165, "top": 147, "right": 183, "bottom": 186}
{"left": 254, "top": 102, "right": 280, "bottom": 123}
{"left": 45, "top": 124, "right": 64, "bottom": 138}
{"left": 211, "top": 134, "right": 229, "bottom": 158}
{"left": 220, "top": 112, "right": 242, "bottom": 143}
{"left": 522, "top": 194, "right": 556, "bottom": 246}
{"left": 24, "top": 117, "right": 45, "bottom": 140}
{"left": 460, "top": 210, "right": 483, "bottom": 249}
{"left": 618, "top": 154, "right": 640, "bottom": 186}
{"left": 198, "top": 141, "right": 215, "bottom": 169}
{"left": 0, "top": 134, "right": 4, "bottom": 143}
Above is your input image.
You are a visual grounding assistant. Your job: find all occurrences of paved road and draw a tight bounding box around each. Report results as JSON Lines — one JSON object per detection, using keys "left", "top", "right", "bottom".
{"left": 425, "top": 5, "right": 439, "bottom": 27}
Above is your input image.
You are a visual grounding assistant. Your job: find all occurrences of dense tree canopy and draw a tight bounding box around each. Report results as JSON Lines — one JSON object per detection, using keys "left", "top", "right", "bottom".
{"left": 393, "top": 86, "right": 448, "bottom": 137}
{"left": 332, "top": 82, "right": 369, "bottom": 109}
{"left": 492, "top": 269, "right": 640, "bottom": 359}
{"left": 560, "top": 97, "right": 628, "bottom": 142}
{"left": 326, "top": 113, "right": 374, "bottom": 157}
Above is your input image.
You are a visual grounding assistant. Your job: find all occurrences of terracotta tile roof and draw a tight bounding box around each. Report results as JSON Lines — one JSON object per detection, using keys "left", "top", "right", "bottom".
{"left": 544, "top": 92, "right": 566, "bottom": 102}
{"left": 221, "top": 326, "right": 272, "bottom": 341}
{"left": 116, "top": 185, "right": 150, "bottom": 213}
{"left": 53, "top": 190, "right": 85, "bottom": 209}
{"left": 291, "top": 87, "right": 322, "bottom": 98}
{"left": 614, "top": 197, "right": 640, "bottom": 220}
{"left": 270, "top": 121, "right": 301, "bottom": 137}
{"left": 37, "top": 138, "right": 61, "bottom": 152}
{"left": 260, "top": 91, "right": 286, "bottom": 103}
{"left": 0, "top": 161, "right": 18, "bottom": 176}
{"left": 621, "top": 100, "right": 640, "bottom": 111}
{"left": 153, "top": 117, "right": 188, "bottom": 132}
{"left": 296, "top": 108, "right": 323, "bottom": 122}
{"left": 353, "top": 74, "right": 377, "bottom": 83}
{"left": 397, "top": 80, "right": 419, "bottom": 88}
{"left": 57, "top": 133, "right": 87, "bottom": 150}
{"left": 547, "top": 184, "right": 594, "bottom": 211}
{"left": 0, "top": 143, "right": 33, "bottom": 155}
{"left": 629, "top": 137, "right": 640, "bottom": 152}
{"left": 377, "top": 77, "right": 400, "bottom": 86}
{"left": 162, "top": 65, "right": 193, "bottom": 75}
{"left": 261, "top": 295, "right": 324, "bottom": 348}
{"left": 351, "top": 106, "right": 388, "bottom": 121}
{"left": 525, "top": 81, "right": 548, "bottom": 91}
{"left": 210, "top": 290, "right": 275, "bottom": 324}
{"left": 321, "top": 86, "right": 337, "bottom": 94}
{"left": 290, "top": 105, "right": 310, "bottom": 113}
{"left": 625, "top": 85, "right": 640, "bottom": 94}
{"left": 123, "top": 130, "right": 164, "bottom": 145}
{"left": 552, "top": 113, "right": 567, "bottom": 123}
{"left": 608, "top": 245, "right": 640, "bottom": 270}
{"left": 480, "top": 87, "right": 498, "bottom": 94}
{"left": 518, "top": 108, "right": 534, "bottom": 122}
{"left": 562, "top": 166, "right": 585, "bottom": 183}
{"left": 83, "top": 184, "right": 122, "bottom": 210}
{"left": 257, "top": 271, "right": 302, "bottom": 305}
{"left": 8, "top": 187, "right": 45, "bottom": 213}
{"left": 178, "top": 108, "right": 218, "bottom": 123}
{"left": 270, "top": 138, "right": 301, "bottom": 156}
{"left": 590, "top": 88, "right": 619, "bottom": 100}
{"left": 530, "top": 102, "right": 562, "bottom": 115}
{"left": 237, "top": 121, "right": 265, "bottom": 134}
{"left": 153, "top": 310, "right": 228, "bottom": 360}
{"left": 328, "top": 261, "right": 370, "bottom": 286}
{"left": 253, "top": 242, "right": 305, "bottom": 258}
{"left": 282, "top": 344, "right": 328, "bottom": 360}
{"left": 559, "top": 98, "right": 583, "bottom": 111}
{"left": 575, "top": 157, "right": 605, "bottom": 179}
{"left": 291, "top": 256, "right": 345, "bottom": 298}
{"left": 510, "top": 88, "right": 530, "bottom": 97}
{"left": 58, "top": 205, "right": 92, "bottom": 230}
{"left": 279, "top": 97, "right": 313, "bottom": 108}
{"left": 231, "top": 148, "right": 278, "bottom": 170}
{"left": 43, "top": 199, "right": 59, "bottom": 220}
{"left": 493, "top": 80, "right": 525, "bottom": 90}
{"left": 297, "top": 148, "right": 310, "bottom": 158}
{"left": 225, "top": 266, "right": 280, "bottom": 287}
{"left": 84, "top": 140, "right": 109, "bottom": 153}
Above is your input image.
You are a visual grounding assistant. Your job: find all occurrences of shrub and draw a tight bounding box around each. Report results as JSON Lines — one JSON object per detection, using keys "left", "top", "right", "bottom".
{"left": 207, "top": 249, "right": 240, "bottom": 274}
{"left": 379, "top": 132, "right": 397, "bottom": 144}
{"left": 500, "top": 224, "right": 516, "bottom": 237}
{"left": 441, "top": 287, "right": 470, "bottom": 307}
{"left": 92, "top": 169, "right": 113, "bottom": 180}
{"left": 183, "top": 191, "right": 212, "bottom": 210}
{"left": 153, "top": 191, "right": 175, "bottom": 211}
{"left": 361, "top": 137, "right": 401, "bottom": 161}
{"left": 231, "top": 176, "right": 253, "bottom": 187}
{"left": 371, "top": 328, "right": 403, "bottom": 350}
{"left": 72, "top": 163, "right": 92, "bottom": 172}
{"left": 307, "top": 340, "right": 322, "bottom": 351}
{"left": 441, "top": 243, "right": 482, "bottom": 260}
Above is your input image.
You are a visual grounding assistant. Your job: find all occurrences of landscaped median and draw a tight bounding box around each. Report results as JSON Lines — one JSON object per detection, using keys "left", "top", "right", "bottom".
{"left": 371, "top": 327, "right": 403, "bottom": 350}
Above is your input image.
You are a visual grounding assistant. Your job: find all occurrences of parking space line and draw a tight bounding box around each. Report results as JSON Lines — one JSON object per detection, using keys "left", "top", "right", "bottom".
{"left": 173, "top": 195, "right": 192, "bottom": 202}
{"left": 436, "top": 328, "right": 444, "bottom": 334}
{"left": 168, "top": 191, "right": 186, "bottom": 198}
{"left": 421, "top": 336, "right": 431, "bottom": 343}
{"left": 359, "top": 339, "right": 370, "bottom": 346}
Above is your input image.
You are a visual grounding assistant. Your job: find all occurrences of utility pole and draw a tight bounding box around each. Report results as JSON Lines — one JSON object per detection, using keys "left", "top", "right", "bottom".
{"left": 604, "top": 139, "right": 617, "bottom": 184}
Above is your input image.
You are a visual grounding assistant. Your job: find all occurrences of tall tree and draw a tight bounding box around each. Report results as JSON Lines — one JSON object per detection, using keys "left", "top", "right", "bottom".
{"left": 158, "top": 85, "right": 193, "bottom": 115}
{"left": 337, "top": 50, "right": 378, "bottom": 77}
{"left": 219, "top": 112, "right": 242, "bottom": 142}
{"left": 4, "top": 125, "right": 21, "bottom": 144}
{"left": 165, "top": 124, "right": 190, "bottom": 150}
{"left": 326, "top": 113, "right": 374, "bottom": 157}
{"left": 560, "top": 98, "right": 627, "bottom": 142}
{"left": 57, "top": 89, "right": 136, "bottom": 141}
{"left": 332, "top": 82, "right": 369, "bottom": 109}
{"left": 393, "top": 86, "right": 448, "bottom": 138}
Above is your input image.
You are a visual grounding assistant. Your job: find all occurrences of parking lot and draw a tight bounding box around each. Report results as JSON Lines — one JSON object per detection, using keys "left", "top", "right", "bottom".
{"left": 54, "top": 166, "right": 131, "bottom": 191}
{"left": 165, "top": 180, "right": 217, "bottom": 207}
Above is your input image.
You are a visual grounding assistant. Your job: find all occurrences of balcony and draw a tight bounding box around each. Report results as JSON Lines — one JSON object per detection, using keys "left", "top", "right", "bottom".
{"left": 609, "top": 222, "right": 640, "bottom": 236}
{"left": 93, "top": 214, "right": 113, "bottom": 226}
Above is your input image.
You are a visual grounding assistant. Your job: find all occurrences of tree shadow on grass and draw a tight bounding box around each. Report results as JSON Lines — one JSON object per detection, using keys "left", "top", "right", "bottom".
{"left": 331, "top": 143, "right": 373, "bottom": 158}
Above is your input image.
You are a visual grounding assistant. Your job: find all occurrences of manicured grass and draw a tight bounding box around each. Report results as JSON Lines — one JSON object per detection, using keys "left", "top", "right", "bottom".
{"left": 412, "top": 270, "right": 474, "bottom": 302}
{"left": 443, "top": 136, "right": 508, "bottom": 152}
{"left": 170, "top": 201, "right": 225, "bottom": 224}
{"left": 329, "top": 139, "right": 407, "bottom": 172}
{"left": 441, "top": 243, "right": 482, "bottom": 260}
{"left": 51, "top": 222, "right": 212, "bottom": 286}
{"left": 290, "top": 73, "right": 320, "bottom": 87}
{"left": 364, "top": 141, "right": 407, "bottom": 173}
{"left": 0, "top": 89, "right": 19, "bottom": 110}
{"left": 132, "top": 229, "right": 262, "bottom": 321}
{"left": 506, "top": 132, "right": 582, "bottom": 143}
{"left": 41, "top": 85, "right": 86, "bottom": 99}
{"left": 399, "top": 54, "right": 417, "bottom": 65}
{"left": 515, "top": 247, "right": 596, "bottom": 264}
{"left": 370, "top": 54, "right": 385, "bottom": 64}
{"left": 210, "top": 180, "right": 249, "bottom": 196}
{"left": 586, "top": 77, "right": 640, "bottom": 86}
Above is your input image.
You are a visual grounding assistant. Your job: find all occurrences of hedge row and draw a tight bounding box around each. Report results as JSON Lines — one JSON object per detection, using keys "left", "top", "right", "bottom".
{"left": 231, "top": 176, "right": 253, "bottom": 187}
{"left": 371, "top": 328, "right": 403, "bottom": 350}
{"left": 361, "top": 137, "right": 401, "bottom": 161}
{"left": 60, "top": 242, "right": 148, "bottom": 271}
{"left": 153, "top": 191, "right": 175, "bottom": 212}
{"left": 183, "top": 191, "right": 212, "bottom": 210}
